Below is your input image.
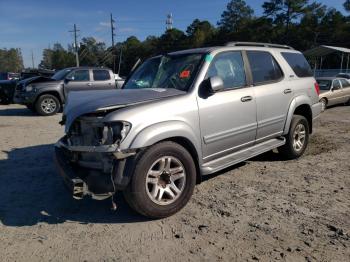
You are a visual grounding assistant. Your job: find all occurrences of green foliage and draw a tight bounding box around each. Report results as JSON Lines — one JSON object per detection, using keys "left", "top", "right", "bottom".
{"left": 0, "top": 48, "right": 24, "bottom": 72}
{"left": 218, "top": 0, "right": 254, "bottom": 32}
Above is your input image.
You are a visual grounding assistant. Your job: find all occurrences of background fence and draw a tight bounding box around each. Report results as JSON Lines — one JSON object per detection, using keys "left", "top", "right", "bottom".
{"left": 313, "top": 69, "right": 350, "bottom": 77}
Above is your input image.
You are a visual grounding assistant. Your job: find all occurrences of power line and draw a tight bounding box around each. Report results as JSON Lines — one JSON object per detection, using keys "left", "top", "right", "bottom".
{"left": 69, "top": 24, "right": 80, "bottom": 67}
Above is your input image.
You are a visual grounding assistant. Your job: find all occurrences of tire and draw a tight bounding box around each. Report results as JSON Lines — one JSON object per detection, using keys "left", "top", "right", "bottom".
{"left": 320, "top": 98, "right": 327, "bottom": 112}
{"left": 123, "top": 141, "right": 196, "bottom": 218}
{"left": 278, "top": 115, "right": 309, "bottom": 160}
{"left": 35, "top": 94, "right": 60, "bottom": 116}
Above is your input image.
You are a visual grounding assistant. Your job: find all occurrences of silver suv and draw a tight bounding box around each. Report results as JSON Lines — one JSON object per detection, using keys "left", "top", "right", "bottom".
{"left": 55, "top": 42, "right": 322, "bottom": 218}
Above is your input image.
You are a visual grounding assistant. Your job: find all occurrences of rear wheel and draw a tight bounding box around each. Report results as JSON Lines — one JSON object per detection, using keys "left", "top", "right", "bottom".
{"left": 35, "top": 94, "right": 60, "bottom": 116}
{"left": 278, "top": 115, "right": 309, "bottom": 160}
{"left": 123, "top": 141, "right": 196, "bottom": 218}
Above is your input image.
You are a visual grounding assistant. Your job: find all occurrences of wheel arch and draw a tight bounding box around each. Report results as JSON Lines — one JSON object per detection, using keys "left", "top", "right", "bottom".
{"left": 284, "top": 96, "right": 313, "bottom": 135}
{"left": 34, "top": 90, "right": 63, "bottom": 106}
{"left": 126, "top": 121, "right": 203, "bottom": 184}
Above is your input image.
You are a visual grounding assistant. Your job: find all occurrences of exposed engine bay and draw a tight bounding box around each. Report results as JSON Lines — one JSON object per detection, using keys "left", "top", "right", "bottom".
{"left": 56, "top": 114, "right": 136, "bottom": 200}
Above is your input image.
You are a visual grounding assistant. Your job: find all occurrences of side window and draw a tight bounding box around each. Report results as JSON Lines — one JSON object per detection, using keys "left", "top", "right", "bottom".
{"left": 281, "top": 52, "right": 313, "bottom": 77}
{"left": 340, "top": 79, "right": 350, "bottom": 88}
{"left": 67, "top": 70, "right": 90, "bottom": 81}
{"left": 247, "top": 51, "right": 283, "bottom": 85}
{"left": 93, "top": 70, "right": 111, "bottom": 81}
{"left": 333, "top": 80, "right": 341, "bottom": 90}
{"left": 206, "top": 51, "right": 246, "bottom": 89}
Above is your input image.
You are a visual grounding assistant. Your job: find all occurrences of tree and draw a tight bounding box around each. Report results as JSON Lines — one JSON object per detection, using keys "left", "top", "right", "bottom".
{"left": 218, "top": 0, "right": 254, "bottom": 32}
{"left": 186, "top": 19, "right": 215, "bottom": 48}
{"left": 344, "top": 0, "right": 350, "bottom": 12}
{"left": 0, "top": 48, "right": 24, "bottom": 72}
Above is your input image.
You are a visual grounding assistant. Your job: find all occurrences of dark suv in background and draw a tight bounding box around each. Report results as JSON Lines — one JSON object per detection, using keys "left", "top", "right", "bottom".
{"left": 14, "top": 67, "right": 117, "bottom": 115}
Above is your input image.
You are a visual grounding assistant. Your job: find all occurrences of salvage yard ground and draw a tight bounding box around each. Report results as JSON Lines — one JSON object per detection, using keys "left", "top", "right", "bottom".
{"left": 0, "top": 104, "right": 349, "bottom": 261}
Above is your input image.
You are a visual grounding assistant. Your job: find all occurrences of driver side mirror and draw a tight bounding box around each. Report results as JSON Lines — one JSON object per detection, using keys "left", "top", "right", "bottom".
{"left": 207, "top": 76, "right": 224, "bottom": 93}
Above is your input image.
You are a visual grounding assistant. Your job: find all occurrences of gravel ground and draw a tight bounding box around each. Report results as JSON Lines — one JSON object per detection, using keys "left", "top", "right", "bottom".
{"left": 0, "top": 104, "right": 349, "bottom": 262}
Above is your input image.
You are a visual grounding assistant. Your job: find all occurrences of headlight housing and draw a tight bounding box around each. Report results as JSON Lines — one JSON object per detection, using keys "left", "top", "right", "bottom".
{"left": 102, "top": 121, "right": 131, "bottom": 145}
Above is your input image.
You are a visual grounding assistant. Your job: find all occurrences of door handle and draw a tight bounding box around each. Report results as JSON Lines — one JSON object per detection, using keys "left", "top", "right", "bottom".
{"left": 87, "top": 83, "right": 92, "bottom": 86}
{"left": 284, "top": 89, "right": 292, "bottom": 94}
{"left": 241, "top": 96, "right": 253, "bottom": 102}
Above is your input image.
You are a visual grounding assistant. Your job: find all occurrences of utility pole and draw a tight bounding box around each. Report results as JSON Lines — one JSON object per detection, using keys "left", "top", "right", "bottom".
{"left": 166, "top": 13, "right": 173, "bottom": 30}
{"left": 118, "top": 46, "right": 123, "bottom": 75}
{"left": 110, "top": 13, "right": 116, "bottom": 72}
{"left": 110, "top": 13, "right": 116, "bottom": 47}
{"left": 31, "top": 50, "right": 35, "bottom": 69}
{"left": 69, "top": 24, "right": 80, "bottom": 67}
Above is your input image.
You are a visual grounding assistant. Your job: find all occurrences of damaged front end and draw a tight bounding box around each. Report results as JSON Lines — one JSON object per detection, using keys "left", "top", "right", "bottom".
{"left": 54, "top": 114, "right": 136, "bottom": 200}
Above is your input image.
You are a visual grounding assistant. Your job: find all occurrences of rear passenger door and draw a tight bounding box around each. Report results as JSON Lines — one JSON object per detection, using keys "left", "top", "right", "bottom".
{"left": 197, "top": 51, "right": 257, "bottom": 161}
{"left": 92, "top": 69, "right": 114, "bottom": 90}
{"left": 247, "top": 51, "right": 292, "bottom": 142}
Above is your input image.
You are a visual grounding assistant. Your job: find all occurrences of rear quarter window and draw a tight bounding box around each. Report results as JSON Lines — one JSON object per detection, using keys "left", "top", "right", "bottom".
{"left": 93, "top": 70, "right": 111, "bottom": 81}
{"left": 281, "top": 52, "right": 313, "bottom": 78}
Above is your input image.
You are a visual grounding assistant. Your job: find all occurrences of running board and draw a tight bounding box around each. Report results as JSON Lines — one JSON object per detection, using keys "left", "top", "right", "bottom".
{"left": 201, "top": 137, "right": 286, "bottom": 175}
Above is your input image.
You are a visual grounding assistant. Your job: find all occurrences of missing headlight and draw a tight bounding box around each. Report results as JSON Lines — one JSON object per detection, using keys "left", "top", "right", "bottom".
{"left": 102, "top": 121, "right": 131, "bottom": 145}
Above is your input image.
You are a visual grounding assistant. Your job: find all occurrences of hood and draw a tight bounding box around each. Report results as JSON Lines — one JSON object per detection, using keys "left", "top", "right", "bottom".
{"left": 63, "top": 88, "right": 186, "bottom": 132}
{"left": 18, "top": 76, "right": 58, "bottom": 87}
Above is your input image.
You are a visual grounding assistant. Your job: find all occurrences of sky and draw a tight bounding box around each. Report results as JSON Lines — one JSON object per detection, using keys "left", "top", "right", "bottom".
{"left": 0, "top": 0, "right": 346, "bottom": 68}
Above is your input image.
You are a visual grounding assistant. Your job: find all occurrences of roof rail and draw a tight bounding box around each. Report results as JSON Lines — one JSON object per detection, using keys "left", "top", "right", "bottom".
{"left": 225, "top": 42, "right": 294, "bottom": 50}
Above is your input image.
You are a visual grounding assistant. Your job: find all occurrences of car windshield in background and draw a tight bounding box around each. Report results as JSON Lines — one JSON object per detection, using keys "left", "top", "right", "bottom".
{"left": 317, "top": 79, "right": 332, "bottom": 90}
{"left": 51, "top": 68, "right": 72, "bottom": 80}
{"left": 124, "top": 54, "right": 203, "bottom": 91}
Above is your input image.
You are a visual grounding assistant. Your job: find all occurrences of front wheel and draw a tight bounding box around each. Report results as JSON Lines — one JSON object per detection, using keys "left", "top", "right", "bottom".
{"left": 278, "top": 115, "right": 309, "bottom": 160}
{"left": 123, "top": 141, "right": 196, "bottom": 218}
{"left": 35, "top": 94, "right": 60, "bottom": 116}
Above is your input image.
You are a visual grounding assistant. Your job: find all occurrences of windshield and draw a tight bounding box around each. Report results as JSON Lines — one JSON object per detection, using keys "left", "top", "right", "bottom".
{"left": 124, "top": 54, "right": 203, "bottom": 91}
{"left": 51, "top": 68, "right": 73, "bottom": 80}
{"left": 317, "top": 79, "right": 332, "bottom": 90}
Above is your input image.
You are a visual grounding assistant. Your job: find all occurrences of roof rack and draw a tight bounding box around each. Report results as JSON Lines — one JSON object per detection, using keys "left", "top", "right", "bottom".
{"left": 225, "top": 42, "right": 294, "bottom": 50}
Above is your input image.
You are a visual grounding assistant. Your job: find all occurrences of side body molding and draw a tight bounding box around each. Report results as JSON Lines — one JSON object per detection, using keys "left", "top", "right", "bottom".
{"left": 283, "top": 95, "right": 312, "bottom": 135}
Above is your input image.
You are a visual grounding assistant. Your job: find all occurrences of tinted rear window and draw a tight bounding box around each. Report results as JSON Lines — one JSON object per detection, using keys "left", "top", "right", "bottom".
{"left": 93, "top": 70, "right": 110, "bottom": 81}
{"left": 247, "top": 51, "right": 283, "bottom": 84}
{"left": 281, "top": 52, "right": 313, "bottom": 77}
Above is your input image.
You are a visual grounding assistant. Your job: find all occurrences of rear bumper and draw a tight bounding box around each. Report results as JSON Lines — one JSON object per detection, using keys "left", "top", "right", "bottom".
{"left": 312, "top": 102, "right": 322, "bottom": 120}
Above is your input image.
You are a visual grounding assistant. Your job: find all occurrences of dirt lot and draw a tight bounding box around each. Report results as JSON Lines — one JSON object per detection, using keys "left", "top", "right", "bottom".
{"left": 0, "top": 104, "right": 349, "bottom": 262}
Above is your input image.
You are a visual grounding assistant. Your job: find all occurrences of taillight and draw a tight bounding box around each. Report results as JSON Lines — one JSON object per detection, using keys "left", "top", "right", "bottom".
{"left": 314, "top": 82, "right": 320, "bottom": 95}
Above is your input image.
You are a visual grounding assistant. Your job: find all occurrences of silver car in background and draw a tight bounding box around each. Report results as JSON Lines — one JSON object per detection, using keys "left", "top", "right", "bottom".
{"left": 317, "top": 77, "right": 350, "bottom": 111}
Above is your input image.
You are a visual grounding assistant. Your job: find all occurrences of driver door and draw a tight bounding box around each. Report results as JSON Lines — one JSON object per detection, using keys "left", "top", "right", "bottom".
{"left": 197, "top": 51, "right": 257, "bottom": 162}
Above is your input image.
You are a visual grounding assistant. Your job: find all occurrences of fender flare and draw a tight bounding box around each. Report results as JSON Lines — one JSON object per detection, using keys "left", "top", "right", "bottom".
{"left": 36, "top": 87, "right": 64, "bottom": 104}
{"left": 283, "top": 95, "right": 312, "bottom": 135}
{"left": 126, "top": 120, "right": 202, "bottom": 160}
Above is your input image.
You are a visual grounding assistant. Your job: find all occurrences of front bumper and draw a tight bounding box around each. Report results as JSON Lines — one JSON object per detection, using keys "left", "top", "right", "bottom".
{"left": 54, "top": 138, "right": 136, "bottom": 200}
{"left": 13, "top": 91, "right": 36, "bottom": 104}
